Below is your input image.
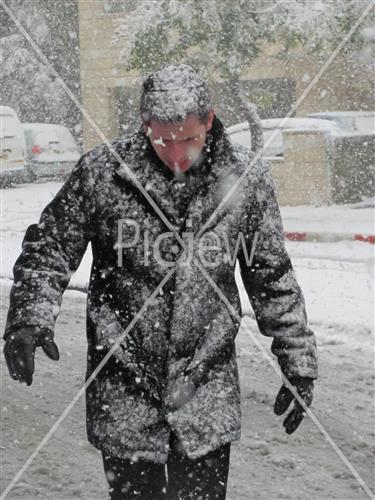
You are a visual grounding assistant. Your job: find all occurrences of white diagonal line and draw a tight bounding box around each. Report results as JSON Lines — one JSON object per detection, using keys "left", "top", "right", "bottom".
{"left": 194, "top": 259, "right": 375, "bottom": 499}
{"left": 196, "top": 0, "right": 374, "bottom": 240}
{"left": 0, "top": 268, "right": 176, "bottom": 500}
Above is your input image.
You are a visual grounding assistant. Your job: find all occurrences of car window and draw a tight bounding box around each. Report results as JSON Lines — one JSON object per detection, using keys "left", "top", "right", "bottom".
{"left": 263, "top": 129, "right": 283, "bottom": 157}
{"left": 55, "top": 127, "right": 80, "bottom": 150}
{"left": 228, "top": 129, "right": 252, "bottom": 149}
{"left": 355, "top": 115, "right": 375, "bottom": 134}
{"left": 23, "top": 129, "right": 35, "bottom": 147}
{"left": 338, "top": 116, "right": 356, "bottom": 131}
{"left": 229, "top": 127, "right": 284, "bottom": 157}
{"left": 33, "top": 130, "right": 60, "bottom": 147}
{"left": 1, "top": 115, "right": 22, "bottom": 140}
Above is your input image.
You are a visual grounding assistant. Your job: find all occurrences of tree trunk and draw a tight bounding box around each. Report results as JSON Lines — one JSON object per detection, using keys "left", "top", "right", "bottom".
{"left": 231, "top": 78, "right": 264, "bottom": 154}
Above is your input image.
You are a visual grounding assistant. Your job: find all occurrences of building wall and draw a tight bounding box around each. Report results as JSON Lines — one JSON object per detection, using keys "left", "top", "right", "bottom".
{"left": 329, "top": 133, "right": 375, "bottom": 204}
{"left": 269, "top": 131, "right": 374, "bottom": 206}
{"left": 78, "top": 0, "right": 137, "bottom": 148}
{"left": 270, "top": 131, "right": 332, "bottom": 206}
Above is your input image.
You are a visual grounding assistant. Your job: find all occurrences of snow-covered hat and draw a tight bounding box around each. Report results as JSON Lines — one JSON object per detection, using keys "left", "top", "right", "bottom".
{"left": 140, "top": 64, "right": 211, "bottom": 123}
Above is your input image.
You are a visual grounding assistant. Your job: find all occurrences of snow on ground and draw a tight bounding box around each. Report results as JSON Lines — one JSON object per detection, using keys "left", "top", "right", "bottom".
{"left": 0, "top": 182, "right": 91, "bottom": 291}
{"left": 280, "top": 203, "right": 374, "bottom": 235}
{"left": 0, "top": 283, "right": 373, "bottom": 499}
{"left": 1, "top": 181, "right": 374, "bottom": 499}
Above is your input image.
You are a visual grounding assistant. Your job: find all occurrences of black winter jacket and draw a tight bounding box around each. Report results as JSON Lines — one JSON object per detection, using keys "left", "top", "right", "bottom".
{"left": 4, "top": 117, "right": 318, "bottom": 463}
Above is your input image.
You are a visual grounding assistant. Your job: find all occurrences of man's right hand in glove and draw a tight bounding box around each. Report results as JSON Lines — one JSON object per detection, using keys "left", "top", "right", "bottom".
{"left": 274, "top": 377, "right": 314, "bottom": 434}
{"left": 3, "top": 328, "right": 59, "bottom": 386}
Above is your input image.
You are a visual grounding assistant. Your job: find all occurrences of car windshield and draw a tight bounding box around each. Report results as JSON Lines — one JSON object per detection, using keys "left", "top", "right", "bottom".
{"left": 0, "top": 115, "right": 22, "bottom": 140}
{"left": 228, "top": 125, "right": 283, "bottom": 157}
{"left": 307, "top": 113, "right": 375, "bottom": 133}
{"left": 25, "top": 125, "right": 80, "bottom": 152}
{"left": 54, "top": 126, "right": 77, "bottom": 145}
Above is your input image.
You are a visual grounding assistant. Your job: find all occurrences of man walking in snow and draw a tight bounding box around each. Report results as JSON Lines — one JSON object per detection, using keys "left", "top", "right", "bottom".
{"left": 3, "top": 64, "right": 317, "bottom": 499}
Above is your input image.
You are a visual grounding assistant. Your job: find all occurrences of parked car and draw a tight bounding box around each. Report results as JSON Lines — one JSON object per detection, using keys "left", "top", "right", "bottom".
{"left": 0, "top": 106, "right": 29, "bottom": 187}
{"left": 307, "top": 111, "right": 375, "bottom": 135}
{"left": 23, "top": 123, "right": 81, "bottom": 179}
{"left": 226, "top": 117, "right": 342, "bottom": 157}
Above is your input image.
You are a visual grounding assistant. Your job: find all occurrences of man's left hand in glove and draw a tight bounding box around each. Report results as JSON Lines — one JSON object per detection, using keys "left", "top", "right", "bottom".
{"left": 274, "top": 377, "right": 314, "bottom": 434}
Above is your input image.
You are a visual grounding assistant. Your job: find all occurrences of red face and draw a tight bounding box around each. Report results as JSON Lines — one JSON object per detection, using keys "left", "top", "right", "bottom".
{"left": 144, "top": 110, "right": 214, "bottom": 174}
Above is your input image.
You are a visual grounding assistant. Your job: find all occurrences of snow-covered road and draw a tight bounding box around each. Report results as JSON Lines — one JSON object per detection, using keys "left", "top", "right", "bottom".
{"left": 1, "top": 283, "right": 373, "bottom": 499}
{"left": 0, "top": 182, "right": 374, "bottom": 499}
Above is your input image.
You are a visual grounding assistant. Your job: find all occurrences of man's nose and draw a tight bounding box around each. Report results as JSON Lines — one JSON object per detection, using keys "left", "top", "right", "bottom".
{"left": 167, "top": 142, "right": 186, "bottom": 161}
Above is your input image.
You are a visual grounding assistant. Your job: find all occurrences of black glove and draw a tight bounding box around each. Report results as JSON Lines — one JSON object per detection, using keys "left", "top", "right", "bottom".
{"left": 3, "top": 327, "right": 59, "bottom": 386}
{"left": 274, "top": 377, "right": 314, "bottom": 434}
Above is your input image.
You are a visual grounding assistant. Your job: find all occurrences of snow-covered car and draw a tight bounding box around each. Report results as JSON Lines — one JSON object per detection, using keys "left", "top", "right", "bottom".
{"left": 307, "top": 111, "right": 375, "bottom": 135}
{"left": 0, "top": 106, "right": 29, "bottom": 186}
{"left": 23, "top": 123, "right": 81, "bottom": 179}
{"left": 226, "top": 117, "right": 342, "bottom": 157}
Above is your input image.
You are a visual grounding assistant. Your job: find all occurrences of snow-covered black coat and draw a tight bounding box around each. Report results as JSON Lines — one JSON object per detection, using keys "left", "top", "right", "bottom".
{"left": 4, "top": 117, "right": 318, "bottom": 463}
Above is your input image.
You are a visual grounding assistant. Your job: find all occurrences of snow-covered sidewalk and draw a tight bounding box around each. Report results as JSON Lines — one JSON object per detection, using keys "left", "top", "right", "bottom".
{"left": 2, "top": 182, "right": 373, "bottom": 238}
{"left": 280, "top": 202, "right": 374, "bottom": 236}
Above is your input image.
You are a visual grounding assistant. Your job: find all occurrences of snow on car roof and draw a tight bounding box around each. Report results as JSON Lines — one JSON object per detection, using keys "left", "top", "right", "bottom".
{"left": 227, "top": 117, "right": 342, "bottom": 135}
{"left": 23, "top": 123, "right": 69, "bottom": 132}
{"left": 0, "top": 106, "right": 18, "bottom": 117}
{"left": 261, "top": 117, "right": 342, "bottom": 130}
{"left": 308, "top": 111, "right": 375, "bottom": 117}
{"left": 23, "top": 123, "right": 78, "bottom": 147}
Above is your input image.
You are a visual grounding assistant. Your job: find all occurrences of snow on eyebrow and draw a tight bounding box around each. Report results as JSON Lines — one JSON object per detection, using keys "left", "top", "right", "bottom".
{"left": 153, "top": 136, "right": 166, "bottom": 147}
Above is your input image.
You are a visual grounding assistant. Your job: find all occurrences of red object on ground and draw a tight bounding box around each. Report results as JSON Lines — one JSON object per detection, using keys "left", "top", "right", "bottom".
{"left": 284, "top": 232, "right": 307, "bottom": 241}
{"left": 284, "top": 232, "right": 375, "bottom": 244}
{"left": 354, "top": 234, "right": 375, "bottom": 244}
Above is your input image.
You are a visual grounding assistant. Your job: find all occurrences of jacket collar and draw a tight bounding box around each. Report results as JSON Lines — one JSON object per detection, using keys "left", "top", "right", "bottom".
{"left": 114, "top": 116, "right": 244, "bottom": 233}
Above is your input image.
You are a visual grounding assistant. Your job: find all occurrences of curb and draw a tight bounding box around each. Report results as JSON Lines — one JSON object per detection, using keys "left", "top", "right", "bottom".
{"left": 284, "top": 232, "right": 375, "bottom": 244}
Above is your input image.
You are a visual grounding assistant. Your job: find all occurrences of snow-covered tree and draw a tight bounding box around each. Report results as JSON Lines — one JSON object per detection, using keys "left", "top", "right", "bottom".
{"left": 113, "top": 0, "right": 374, "bottom": 148}
{"left": 116, "top": 0, "right": 373, "bottom": 77}
{"left": 0, "top": 0, "right": 80, "bottom": 130}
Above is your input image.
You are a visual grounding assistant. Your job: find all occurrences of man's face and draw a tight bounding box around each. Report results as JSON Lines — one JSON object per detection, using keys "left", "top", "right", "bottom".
{"left": 144, "top": 110, "right": 214, "bottom": 174}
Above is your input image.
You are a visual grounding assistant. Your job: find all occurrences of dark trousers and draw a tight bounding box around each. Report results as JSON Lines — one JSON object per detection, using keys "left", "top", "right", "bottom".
{"left": 102, "top": 432, "right": 231, "bottom": 499}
